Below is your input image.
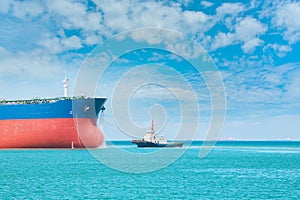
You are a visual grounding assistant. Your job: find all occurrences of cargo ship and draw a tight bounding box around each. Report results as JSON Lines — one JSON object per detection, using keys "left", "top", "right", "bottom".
{"left": 0, "top": 78, "right": 106, "bottom": 148}
{"left": 132, "top": 120, "right": 183, "bottom": 148}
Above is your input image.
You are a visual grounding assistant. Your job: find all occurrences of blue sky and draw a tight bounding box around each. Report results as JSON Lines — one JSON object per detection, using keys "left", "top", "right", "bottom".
{"left": 0, "top": 0, "right": 300, "bottom": 140}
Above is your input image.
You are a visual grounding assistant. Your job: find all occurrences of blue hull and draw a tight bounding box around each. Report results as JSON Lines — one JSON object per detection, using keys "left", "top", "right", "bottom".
{"left": 0, "top": 98, "right": 106, "bottom": 120}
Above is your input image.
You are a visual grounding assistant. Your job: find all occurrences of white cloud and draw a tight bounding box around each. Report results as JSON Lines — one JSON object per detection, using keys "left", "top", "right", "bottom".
{"left": 260, "top": 63, "right": 293, "bottom": 87}
{"left": 249, "top": 0, "right": 261, "bottom": 9}
{"left": 201, "top": 1, "right": 214, "bottom": 8}
{"left": 264, "top": 44, "right": 292, "bottom": 58}
{"left": 166, "top": 40, "right": 206, "bottom": 59}
{"left": 216, "top": 3, "right": 245, "bottom": 16}
{"left": 46, "top": 0, "right": 86, "bottom": 18}
{"left": 260, "top": 1, "right": 300, "bottom": 44}
{"left": 212, "top": 16, "right": 267, "bottom": 52}
{"left": 85, "top": 12, "right": 103, "bottom": 31}
{"left": 1, "top": 0, "right": 215, "bottom": 52}
{"left": 38, "top": 34, "right": 63, "bottom": 54}
{"left": 126, "top": 28, "right": 208, "bottom": 61}
{"left": 242, "top": 38, "right": 264, "bottom": 53}
{"left": 235, "top": 17, "right": 267, "bottom": 42}
{"left": 221, "top": 61, "right": 300, "bottom": 114}
{"left": 93, "top": 0, "right": 214, "bottom": 39}
{"left": 82, "top": 32, "right": 102, "bottom": 46}
{"left": 176, "top": 0, "right": 193, "bottom": 7}
{"left": 0, "top": 46, "right": 63, "bottom": 78}
{"left": 212, "top": 2, "right": 247, "bottom": 33}
{"left": 183, "top": 10, "right": 208, "bottom": 25}
{"left": 130, "top": 29, "right": 167, "bottom": 45}
{"left": 276, "top": 45, "right": 292, "bottom": 56}
{"left": 182, "top": 10, "right": 209, "bottom": 34}
{"left": 211, "top": 32, "right": 235, "bottom": 50}
{"left": 61, "top": 35, "right": 82, "bottom": 50}
{"left": 99, "top": 1, "right": 183, "bottom": 32}
{"left": 46, "top": 0, "right": 93, "bottom": 31}
{"left": 275, "top": 2, "right": 300, "bottom": 44}
{"left": 12, "top": 0, "right": 45, "bottom": 19}
{"left": 38, "top": 34, "right": 82, "bottom": 54}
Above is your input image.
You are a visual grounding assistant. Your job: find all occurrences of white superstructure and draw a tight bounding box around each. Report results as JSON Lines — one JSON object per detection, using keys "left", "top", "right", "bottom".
{"left": 142, "top": 120, "right": 167, "bottom": 144}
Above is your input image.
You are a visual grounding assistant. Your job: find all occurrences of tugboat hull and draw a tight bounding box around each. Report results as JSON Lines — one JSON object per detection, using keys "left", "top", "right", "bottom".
{"left": 132, "top": 140, "right": 183, "bottom": 148}
{"left": 131, "top": 120, "right": 183, "bottom": 148}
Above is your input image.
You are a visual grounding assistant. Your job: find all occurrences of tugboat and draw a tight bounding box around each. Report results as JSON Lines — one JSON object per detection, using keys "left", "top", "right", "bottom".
{"left": 132, "top": 120, "right": 183, "bottom": 148}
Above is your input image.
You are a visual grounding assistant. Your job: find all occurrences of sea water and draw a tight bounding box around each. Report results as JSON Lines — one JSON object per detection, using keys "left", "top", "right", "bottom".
{"left": 0, "top": 141, "right": 300, "bottom": 199}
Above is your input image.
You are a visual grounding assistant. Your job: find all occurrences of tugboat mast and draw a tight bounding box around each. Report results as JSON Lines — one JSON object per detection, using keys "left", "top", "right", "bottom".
{"left": 151, "top": 120, "right": 154, "bottom": 131}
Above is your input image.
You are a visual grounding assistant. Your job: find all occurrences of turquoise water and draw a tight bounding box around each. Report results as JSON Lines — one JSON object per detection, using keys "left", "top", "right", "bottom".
{"left": 1, "top": 141, "right": 300, "bottom": 199}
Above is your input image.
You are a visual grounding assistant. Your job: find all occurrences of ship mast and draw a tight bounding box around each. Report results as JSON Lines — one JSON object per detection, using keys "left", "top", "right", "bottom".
{"left": 63, "top": 76, "right": 69, "bottom": 98}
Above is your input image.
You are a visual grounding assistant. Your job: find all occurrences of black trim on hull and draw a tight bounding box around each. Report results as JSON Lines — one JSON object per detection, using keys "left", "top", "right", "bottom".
{"left": 132, "top": 140, "right": 183, "bottom": 148}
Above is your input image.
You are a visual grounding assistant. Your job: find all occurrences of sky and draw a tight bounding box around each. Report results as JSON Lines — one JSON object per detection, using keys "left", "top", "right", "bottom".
{"left": 0, "top": 0, "right": 300, "bottom": 140}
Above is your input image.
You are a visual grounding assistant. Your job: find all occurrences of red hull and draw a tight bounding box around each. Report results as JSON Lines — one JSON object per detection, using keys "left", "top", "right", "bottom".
{"left": 0, "top": 118, "right": 103, "bottom": 148}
